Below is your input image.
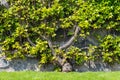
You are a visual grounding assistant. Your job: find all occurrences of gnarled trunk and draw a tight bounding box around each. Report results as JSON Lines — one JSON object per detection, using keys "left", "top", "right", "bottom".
{"left": 62, "top": 62, "right": 72, "bottom": 72}
{"left": 45, "top": 26, "right": 80, "bottom": 72}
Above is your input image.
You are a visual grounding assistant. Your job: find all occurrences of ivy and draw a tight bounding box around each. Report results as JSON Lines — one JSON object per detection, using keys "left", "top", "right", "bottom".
{"left": 1, "top": 0, "right": 120, "bottom": 66}
{"left": 99, "top": 35, "right": 120, "bottom": 63}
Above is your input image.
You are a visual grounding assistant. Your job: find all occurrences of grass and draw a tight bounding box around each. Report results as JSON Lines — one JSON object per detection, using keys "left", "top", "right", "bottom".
{"left": 0, "top": 71, "right": 120, "bottom": 80}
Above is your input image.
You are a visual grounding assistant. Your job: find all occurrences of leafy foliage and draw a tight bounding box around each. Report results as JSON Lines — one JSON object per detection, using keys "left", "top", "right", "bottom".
{"left": 1, "top": 0, "right": 120, "bottom": 65}
{"left": 99, "top": 35, "right": 120, "bottom": 63}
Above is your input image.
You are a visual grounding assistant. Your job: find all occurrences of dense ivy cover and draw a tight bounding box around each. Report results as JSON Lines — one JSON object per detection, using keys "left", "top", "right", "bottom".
{"left": 1, "top": 0, "right": 120, "bottom": 71}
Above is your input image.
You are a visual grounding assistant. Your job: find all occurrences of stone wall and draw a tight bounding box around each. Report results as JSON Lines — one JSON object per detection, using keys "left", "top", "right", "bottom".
{"left": 1, "top": 58, "right": 120, "bottom": 72}
{"left": 0, "top": 58, "right": 55, "bottom": 72}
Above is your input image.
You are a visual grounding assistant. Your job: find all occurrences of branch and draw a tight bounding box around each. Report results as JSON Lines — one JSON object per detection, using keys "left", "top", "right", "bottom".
{"left": 40, "top": 35, "right": 55, "bottom": 55}
{"left": 40, "top": 35, "right": 64, "bottom": 65}
{"left": 27, "top": 37, "right": 36, "bottom": 46}
{"left": 59, "top": 26, "right": 80, "bottom": 50}
{"left": 47, "top": 39, "right": 56, "bottom": 56}
{"left": 47, "top": 39, "right": 64, "bottom": 65}
{"left": 81, "top": 47, "right": 89, "bottom": 50}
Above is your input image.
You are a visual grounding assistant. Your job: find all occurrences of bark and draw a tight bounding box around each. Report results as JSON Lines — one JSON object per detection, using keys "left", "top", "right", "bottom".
{"left": 59, "top": 26, "right": 80, "bottom": 71}
{"left": 40, "top": 26, "right": 80, "bottom": 66}
{"left": 40, "top": 26, "right": 80, "bottom": 72}
{"left": 40, "top": 35, "right": 64, "bottom": 65}
{"left": 59, "top": 26, "right": 80, "bottom": 50}
{"left": 62, "top": 62, "right": 72, "bottom": 72}
{"left": 27, "top": 37, "right": 36, "bottom": 47}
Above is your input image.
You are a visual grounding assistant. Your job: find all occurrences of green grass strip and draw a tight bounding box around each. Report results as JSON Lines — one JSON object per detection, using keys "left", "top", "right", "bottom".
{"left": 0, "top": 71, "right": 120, "bottom": 80}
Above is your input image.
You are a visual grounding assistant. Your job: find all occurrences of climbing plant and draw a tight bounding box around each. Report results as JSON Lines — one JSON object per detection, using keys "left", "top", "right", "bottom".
{"left": 1, "top": 0, "right": 120, "bottom": 71}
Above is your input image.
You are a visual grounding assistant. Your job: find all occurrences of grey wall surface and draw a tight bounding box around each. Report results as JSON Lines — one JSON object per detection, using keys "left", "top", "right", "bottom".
{"left": 0, "top": 58, "right": 120, "bottom": 72}
{"left": 0, "top": 58, "right": 56, "bottom": 72}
